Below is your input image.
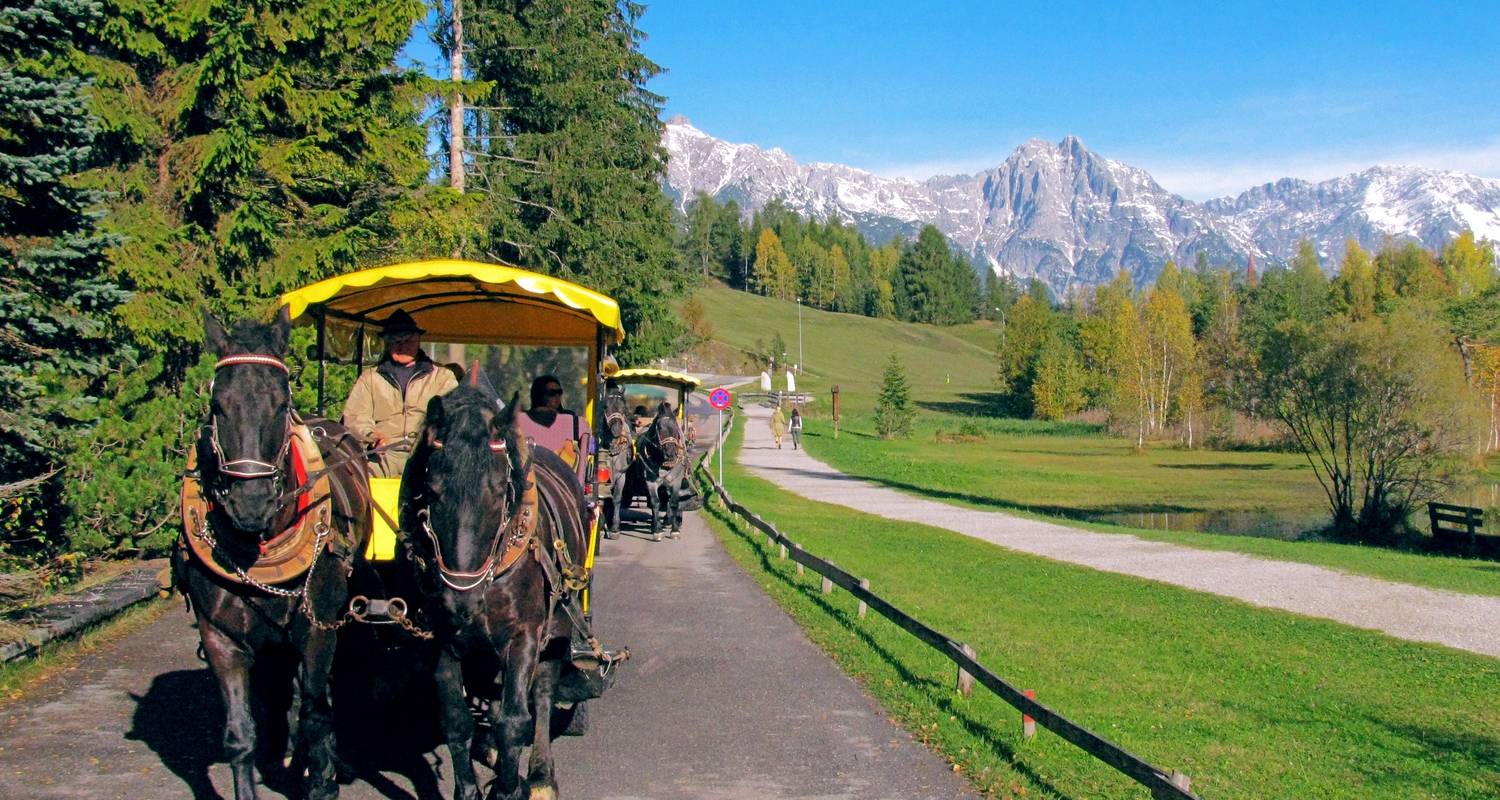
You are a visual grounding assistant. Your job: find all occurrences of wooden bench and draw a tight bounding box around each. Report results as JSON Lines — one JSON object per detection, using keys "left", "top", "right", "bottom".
{"left": 1427, "top": 502, "right": 1500, "bottom": 555}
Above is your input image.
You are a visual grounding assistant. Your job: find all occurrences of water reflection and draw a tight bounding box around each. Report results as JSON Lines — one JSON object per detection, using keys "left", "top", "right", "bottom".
{"left": 1083, "top": 509, "right": 1325, "bottom": 540}
{"left": 1464, "top": 482, "right": 1500, "bottom": 511}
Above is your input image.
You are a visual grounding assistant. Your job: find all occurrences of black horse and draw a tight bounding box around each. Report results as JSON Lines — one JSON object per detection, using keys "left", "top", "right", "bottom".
{"left": 178, "top": 310, "right": 371, "bottom": 800}
{"left": 632, "top": 403, "right": 687, "bottom": 541}
{"left": 400, "top": 386, "right": 590, "bottom": 800}
{"left": 600, "top": 390, "right": 633, "bottom": 540}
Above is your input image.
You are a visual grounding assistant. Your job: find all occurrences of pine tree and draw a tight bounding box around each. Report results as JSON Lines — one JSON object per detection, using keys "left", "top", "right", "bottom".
{"left": 874, "top": 353, "right": 912, "bottom": 439}
{"left": 0, "top": 0, "right": 128, "bottom": 554}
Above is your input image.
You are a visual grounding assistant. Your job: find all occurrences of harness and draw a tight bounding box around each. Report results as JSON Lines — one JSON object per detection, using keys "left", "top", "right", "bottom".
{"left": 412, "top": 437, "right": 539, "bottom": 592}
{"left": 641, "top": 419, "right": 684, "bottom": 475}
{"left": 604, "top": 410, "right": 632, "bottom": 455}
{"left": 205, "top": 355, "right": 293, "bottom": 482}
{"left": 180, "top": 353, "right": 357, "bottom": 632}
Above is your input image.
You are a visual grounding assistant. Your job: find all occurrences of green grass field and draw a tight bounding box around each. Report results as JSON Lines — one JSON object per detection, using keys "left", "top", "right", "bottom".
{"left": 693, "top": 284, "right": 1500, "bottom": 596}
{"left": 701, "top": 420, "right": 1500, "bottom": 799}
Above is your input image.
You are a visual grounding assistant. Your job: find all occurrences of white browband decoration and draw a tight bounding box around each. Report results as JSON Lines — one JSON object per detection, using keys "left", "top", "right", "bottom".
{"left": 215, "top": 354, "right": 290, "bottom": 373}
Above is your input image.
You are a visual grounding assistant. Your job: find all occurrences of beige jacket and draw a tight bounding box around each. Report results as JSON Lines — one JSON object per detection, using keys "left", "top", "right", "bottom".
{"left": 342, "top": 355, "right": 459, "bottom": 478}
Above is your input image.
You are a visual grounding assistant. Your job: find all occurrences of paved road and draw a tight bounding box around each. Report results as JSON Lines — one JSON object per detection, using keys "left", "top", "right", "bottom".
{"left": 736, "top": 403, "right": 1500, "bottom": 659}
{"left": 0, "top": 511, "right": 973, "bottom": 799}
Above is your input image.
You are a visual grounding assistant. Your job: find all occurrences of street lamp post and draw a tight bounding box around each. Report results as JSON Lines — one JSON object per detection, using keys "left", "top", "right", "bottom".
{"left": 796, "top": 297, "right": 804, "bottom": 375}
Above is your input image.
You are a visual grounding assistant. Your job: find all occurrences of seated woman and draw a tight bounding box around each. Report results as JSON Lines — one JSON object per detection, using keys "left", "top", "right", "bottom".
{"left": 517, "top": 374, "right": 590, "bottom": 480}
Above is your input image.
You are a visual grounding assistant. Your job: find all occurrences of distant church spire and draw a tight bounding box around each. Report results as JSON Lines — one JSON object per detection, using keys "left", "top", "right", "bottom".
{"left": 1246, "top": 252, "right": 1258, "bottom": 288}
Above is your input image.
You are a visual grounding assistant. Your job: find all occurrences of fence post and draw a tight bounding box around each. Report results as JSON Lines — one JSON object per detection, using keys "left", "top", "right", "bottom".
{"left": 820, "top": 576, "right": 832, "bottom": 595}
{"left": 778, "top": 543, "right": 787, "bottom": 559}
{"left": 1022, "top": 689, "right": 1036, "bottom": 740}
{"left": 857, "top": 579, "right": 868, "bottom": 620}
{"left": 956, "top": 643, "right": 975, "bottom": 697}
{"left": 1152, "top": 771, "right": 1191, "bottom": 799}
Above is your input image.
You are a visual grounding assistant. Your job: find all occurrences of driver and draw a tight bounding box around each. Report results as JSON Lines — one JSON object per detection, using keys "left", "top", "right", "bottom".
{"left": 342, "top": 310, "right": 458, "bottom": 477}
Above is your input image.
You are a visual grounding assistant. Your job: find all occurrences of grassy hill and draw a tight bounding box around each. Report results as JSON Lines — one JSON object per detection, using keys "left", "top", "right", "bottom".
{"left": 689, "top": 284, "right": 999, "bottom": 416}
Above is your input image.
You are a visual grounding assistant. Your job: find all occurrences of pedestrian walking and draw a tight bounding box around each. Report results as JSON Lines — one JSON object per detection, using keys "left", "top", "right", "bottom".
{"left": 789, "top": 408, "right": 803, "bottom": 449}
{"left": 771, "top": 404, "right": 787, "bottom": 449}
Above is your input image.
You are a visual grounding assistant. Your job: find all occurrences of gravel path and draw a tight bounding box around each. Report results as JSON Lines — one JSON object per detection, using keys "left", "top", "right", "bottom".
{"left": 736, "top": 404, "right": 1500, "bottom": 659}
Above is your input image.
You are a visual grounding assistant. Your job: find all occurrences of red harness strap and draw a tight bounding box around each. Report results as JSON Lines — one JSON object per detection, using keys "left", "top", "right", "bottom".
{"left": 290, "top": 436, "right": 311, "bottom": 516}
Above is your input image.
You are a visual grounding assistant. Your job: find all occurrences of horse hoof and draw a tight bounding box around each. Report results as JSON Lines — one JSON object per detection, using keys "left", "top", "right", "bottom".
{"left": 651, "top": 533, "right": 662, "bottom": 542}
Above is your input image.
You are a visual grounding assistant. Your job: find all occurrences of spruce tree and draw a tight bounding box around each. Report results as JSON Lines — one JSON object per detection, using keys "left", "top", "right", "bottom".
{"left": 469, "top": 0, "right": 681, "bottom": 362}
{"left": 60, "top": 0, "right": 429, "bottom": 555}
{"left": 0, "top": 0, "right": 127, "bottom": 554}
{"left": 84, "top": 0, "right": 429, "bottom": 363}
{"left": 874, "top": 353, "right": 912, "bottom": 439}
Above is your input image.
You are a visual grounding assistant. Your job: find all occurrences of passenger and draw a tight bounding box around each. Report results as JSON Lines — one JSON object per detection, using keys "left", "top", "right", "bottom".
{"left": 518, "top": 374, "right": 590, "bottom": 479}
{"left": 342, "top": 310, "right": 459, "bottom": 478}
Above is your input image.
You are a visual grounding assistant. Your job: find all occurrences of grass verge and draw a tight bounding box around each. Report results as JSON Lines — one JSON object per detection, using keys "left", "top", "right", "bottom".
{"left": 800, "top": 417, "right": 1500, "bottom": 598}
{"left": 0, "top": 598, "right": 165, "bottom": 704}
{"left": 701, "top": 420, "right": 1500, "bottom": 799}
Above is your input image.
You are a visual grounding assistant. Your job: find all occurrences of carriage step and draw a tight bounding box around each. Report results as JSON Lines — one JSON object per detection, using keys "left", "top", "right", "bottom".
{"left": 556, "top": 647, "right": 629, "bottom": 704}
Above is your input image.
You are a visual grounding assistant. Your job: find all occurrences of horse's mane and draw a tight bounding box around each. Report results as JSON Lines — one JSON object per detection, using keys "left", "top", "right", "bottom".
{"left": 406, "top": 386, "right": 528, "bottom": 511}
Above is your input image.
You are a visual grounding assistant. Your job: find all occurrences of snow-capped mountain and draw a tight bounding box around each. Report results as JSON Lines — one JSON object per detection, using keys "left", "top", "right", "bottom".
{"left": 662, "top": 117, "right": 1500, "bottom": 296}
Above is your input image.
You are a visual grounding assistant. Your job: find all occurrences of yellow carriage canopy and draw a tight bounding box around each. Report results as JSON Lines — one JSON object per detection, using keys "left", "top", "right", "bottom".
{"left": 611, "top": 368, "right": 702, "bottom": 391}
{"left": 280, "top": 259, "right": 624, "bottom": 346}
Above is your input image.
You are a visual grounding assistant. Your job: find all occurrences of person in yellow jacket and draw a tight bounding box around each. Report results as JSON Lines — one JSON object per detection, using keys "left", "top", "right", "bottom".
{"left": 342, "top": 310, "right": 458, "bottom": 477}
{"left": 770, "top": 404, "right": 787, "bottom": 449}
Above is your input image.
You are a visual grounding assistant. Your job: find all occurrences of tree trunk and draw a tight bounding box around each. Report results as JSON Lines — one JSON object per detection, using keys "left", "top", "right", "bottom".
{"left": 448, "top": 0, "right": 465, "bottom": 195}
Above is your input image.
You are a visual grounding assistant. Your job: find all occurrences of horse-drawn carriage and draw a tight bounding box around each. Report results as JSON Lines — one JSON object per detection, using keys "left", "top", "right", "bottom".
{"left": 598, "top": 368, "right": 699, "bottom": 542}
{"left": 178, "top": 258, "right": 629, "bottom": 800}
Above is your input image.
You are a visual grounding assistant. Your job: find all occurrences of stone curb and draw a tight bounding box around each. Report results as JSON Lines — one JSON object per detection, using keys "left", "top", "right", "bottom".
{"left": 0, "top": 563, "right": 165, "bottom": 664}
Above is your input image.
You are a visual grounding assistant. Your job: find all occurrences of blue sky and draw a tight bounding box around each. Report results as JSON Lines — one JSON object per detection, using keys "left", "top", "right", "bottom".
{"left": 407, "top": 1, "right": 1500, "bottom": 200}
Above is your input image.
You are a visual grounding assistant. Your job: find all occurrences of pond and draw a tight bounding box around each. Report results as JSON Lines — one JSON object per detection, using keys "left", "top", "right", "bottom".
{"left": 1082, "top": 509, "right": 1327, "bottom": 541}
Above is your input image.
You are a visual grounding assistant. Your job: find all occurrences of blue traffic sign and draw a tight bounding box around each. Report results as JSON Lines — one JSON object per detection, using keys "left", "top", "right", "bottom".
{"left": 709, "top": 387, "right": 732, "bottom": 410}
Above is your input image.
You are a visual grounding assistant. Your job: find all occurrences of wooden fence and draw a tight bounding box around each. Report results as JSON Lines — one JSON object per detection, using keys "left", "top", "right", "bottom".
{"left": 692, "top": 411, "right": 1201, "bottom": 800}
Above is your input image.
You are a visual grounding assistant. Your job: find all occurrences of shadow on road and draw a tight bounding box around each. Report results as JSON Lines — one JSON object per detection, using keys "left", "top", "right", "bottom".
{"left": 124, "top": 657, "right": 453, "bottom": 800}
{"left": 126, "top": 669, "right": 226, "bottom": 800}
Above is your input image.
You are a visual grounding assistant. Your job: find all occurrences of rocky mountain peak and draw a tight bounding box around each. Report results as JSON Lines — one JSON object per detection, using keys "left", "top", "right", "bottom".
{"left": 661, "top": 122, "right": 1500, "bottom": 296}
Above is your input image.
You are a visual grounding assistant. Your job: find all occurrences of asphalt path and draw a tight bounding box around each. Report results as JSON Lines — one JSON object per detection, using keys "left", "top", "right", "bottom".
{"left": 0, "top": 426, "right": 972, "bottom": 799}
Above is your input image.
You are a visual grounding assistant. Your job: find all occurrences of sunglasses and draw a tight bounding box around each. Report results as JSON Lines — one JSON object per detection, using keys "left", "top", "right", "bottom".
{"left": 546, "top": 387, "right": 564, "bottom": 396}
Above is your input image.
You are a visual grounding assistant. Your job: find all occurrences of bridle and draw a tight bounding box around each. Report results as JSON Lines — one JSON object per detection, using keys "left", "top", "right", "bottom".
{"left": 205, "top": 354, "right": 293, "bottom": 491}
{"left": 643, "top": 417, "right": 683, "bottom": 468}
{"left": 605, "top": 408, "right": 632, "bottom": 453}
{"left": 415, "top": 435, "right": 533, "bottom": 592}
